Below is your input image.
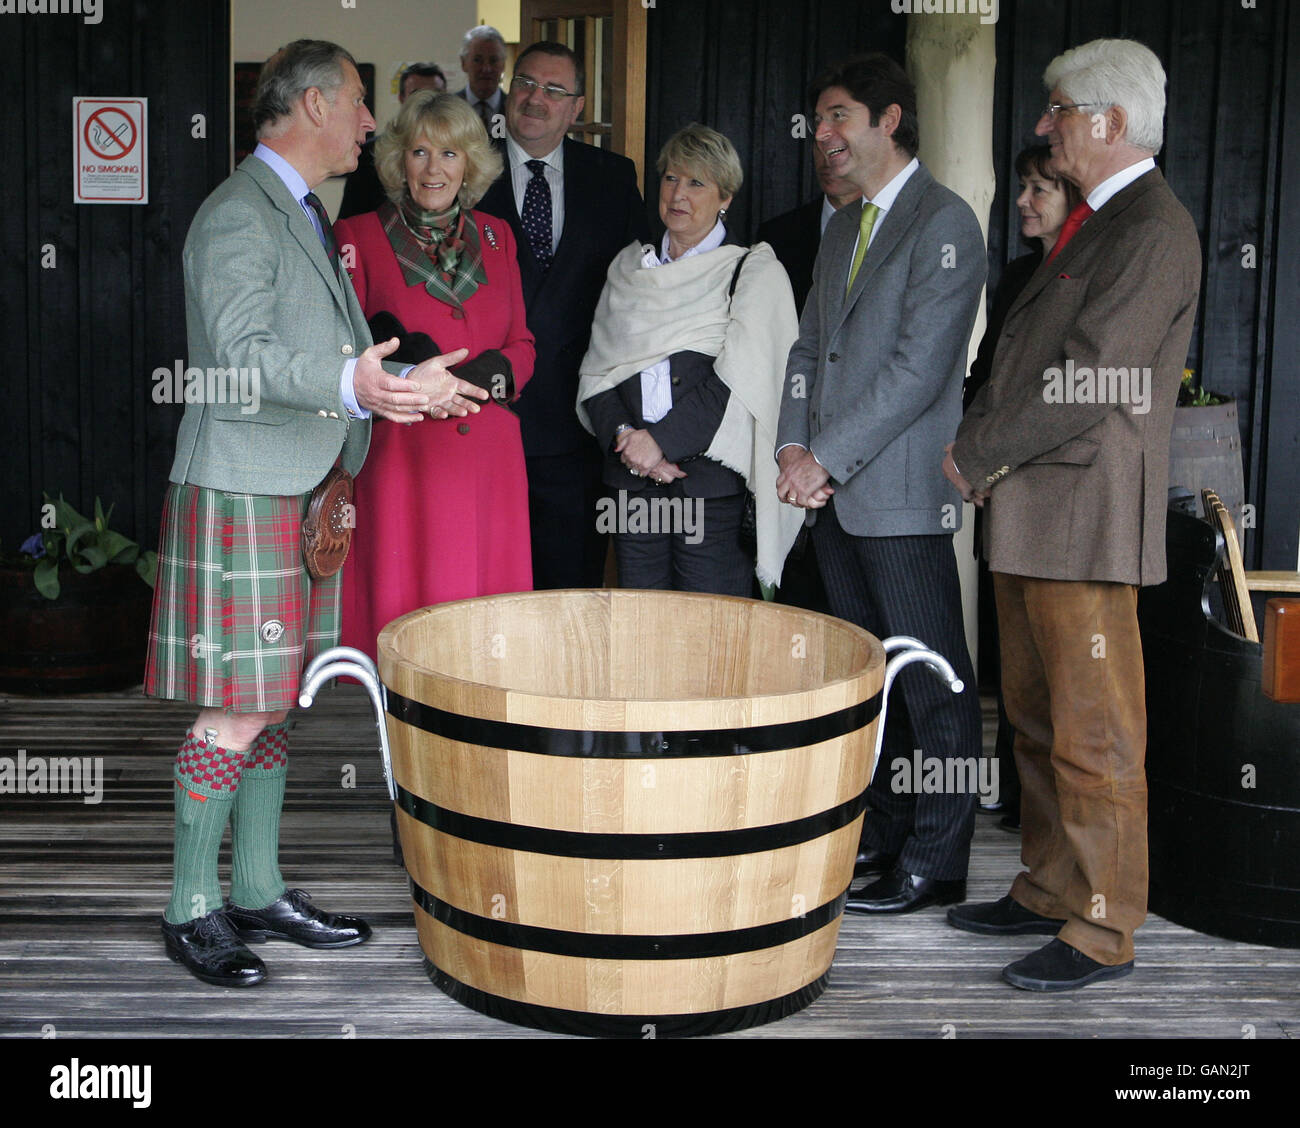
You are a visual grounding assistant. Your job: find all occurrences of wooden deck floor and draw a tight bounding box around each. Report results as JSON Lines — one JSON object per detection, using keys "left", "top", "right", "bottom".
{"left": 1, "top": 682, "right": 1296, "bottom": 1041}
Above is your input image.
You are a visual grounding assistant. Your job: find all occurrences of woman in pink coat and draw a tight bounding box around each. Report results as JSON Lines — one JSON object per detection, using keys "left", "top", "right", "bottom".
{"left": 336, "top": 91, "right": 535, "bottom": 656}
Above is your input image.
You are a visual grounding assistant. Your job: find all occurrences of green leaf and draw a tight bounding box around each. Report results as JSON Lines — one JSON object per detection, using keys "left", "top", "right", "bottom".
{"left": 136, "top": 550, "right": 158, "bottom": 589}
{"left": 94, "top": 496, "right": 106, "bottom": 532}
{"left": 72, "top": 545, "right": 108, "bottom": 573}
{"left": 100, "top": 530, "right": 137, "bottom": 564}
{"left": 33, "top": 558, "right": 60, "bottom": 600}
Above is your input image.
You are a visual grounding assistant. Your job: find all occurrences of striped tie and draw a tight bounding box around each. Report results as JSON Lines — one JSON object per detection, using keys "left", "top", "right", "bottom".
{"left": 302, "top": 191, "right": 339, "bottom": 277}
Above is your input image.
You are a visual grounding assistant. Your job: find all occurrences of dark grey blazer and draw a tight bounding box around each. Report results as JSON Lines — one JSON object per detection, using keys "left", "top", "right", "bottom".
{"left": 583, "top": 350, "right": 744, "bottom": 498}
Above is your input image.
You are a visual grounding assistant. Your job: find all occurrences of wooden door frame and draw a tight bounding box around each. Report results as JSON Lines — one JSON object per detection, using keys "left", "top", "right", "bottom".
{"left": 519, "top": 0, "right": 647, "bottom": 180}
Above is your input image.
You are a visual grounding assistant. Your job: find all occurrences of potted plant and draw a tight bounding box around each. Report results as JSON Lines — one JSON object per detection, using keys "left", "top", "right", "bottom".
{"left": 1170, "top": 367, "right": 1245, "bottom": 530}
{"left": 0, "top": 495, "right": 158, "bottom": 693}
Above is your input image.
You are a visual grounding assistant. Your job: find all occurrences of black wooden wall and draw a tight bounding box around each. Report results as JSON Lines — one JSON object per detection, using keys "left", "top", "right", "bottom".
{"left": 2, "top": 0, "right": 230, "bottom": 553}
{"left": 646, "top": 0, "right": 1300, "bottom": 570}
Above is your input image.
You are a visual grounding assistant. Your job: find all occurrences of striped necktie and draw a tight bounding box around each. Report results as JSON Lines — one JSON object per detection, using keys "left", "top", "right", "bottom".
{"left": 302, "top": 191, "right": 339, "bottom": 277}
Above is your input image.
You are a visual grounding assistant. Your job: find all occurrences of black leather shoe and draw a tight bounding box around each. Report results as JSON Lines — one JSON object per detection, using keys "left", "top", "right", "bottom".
{"left": 947, "top": 894, "right": 1065, "bottom": 936}
{"left": 853, "top": 846, "right": 899, "bottom": 879}
{"left": 1002, "top": 938, "right": 1134, "bottom": 992}
{"left": 998, "top": 812, "right": 1021, "bottom": 832}
{"left": 226, "top": 889, "right": 372, "bottom": 949}
{"left": 162, "top": 910, "right": 267, "bottom": 987}
{"left": 845, "top": 867, "right": 966, "bottom": 914}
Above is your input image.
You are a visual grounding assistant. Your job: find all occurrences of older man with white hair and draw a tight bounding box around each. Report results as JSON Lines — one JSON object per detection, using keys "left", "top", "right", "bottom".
{"left": 455, "top": 24, "right": 507, "bottom": 128}
{"left": 944, "top": 38, "right": 1202, "bottom": 990}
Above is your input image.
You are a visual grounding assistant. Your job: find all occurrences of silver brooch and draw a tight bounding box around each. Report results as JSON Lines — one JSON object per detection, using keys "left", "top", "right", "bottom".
{"left": 483, "top": 223, "right": 498, "bottom": 249}
{"left": 259, "top": 620, "right": 286, "bottom": 644}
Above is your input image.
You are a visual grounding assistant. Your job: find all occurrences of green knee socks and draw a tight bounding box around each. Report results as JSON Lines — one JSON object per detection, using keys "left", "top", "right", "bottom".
{"left": 164, "top": 729, "right": 247, "bottom": 925}
{"left": 229, "top": 722, "right": 290, "bottom": 911}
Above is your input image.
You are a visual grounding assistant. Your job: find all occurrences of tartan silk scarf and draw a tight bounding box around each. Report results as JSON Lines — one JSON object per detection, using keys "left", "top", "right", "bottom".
{"left": 380, "top": 197, "right": 486, "bottom": 318}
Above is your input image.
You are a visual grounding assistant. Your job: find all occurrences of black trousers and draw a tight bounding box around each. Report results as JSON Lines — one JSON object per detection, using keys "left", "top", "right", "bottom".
{"left": 812, "top": 502, "right": 980, "bottom": 880}
{"left": 614, "top": 488, "right": 751, "bottom": 596}
{"left": 526, "top": 445, "right": 608, "bottom": 590}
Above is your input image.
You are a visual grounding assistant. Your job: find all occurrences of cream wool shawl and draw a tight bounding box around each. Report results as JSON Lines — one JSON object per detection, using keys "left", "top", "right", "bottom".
{"left": 577, "top": 240, "right": 802, "bottom": 589}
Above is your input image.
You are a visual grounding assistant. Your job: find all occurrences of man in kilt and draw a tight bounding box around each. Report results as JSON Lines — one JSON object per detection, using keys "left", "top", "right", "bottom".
{"left": 146, "top": 39, "right": 487, "bottom": 987}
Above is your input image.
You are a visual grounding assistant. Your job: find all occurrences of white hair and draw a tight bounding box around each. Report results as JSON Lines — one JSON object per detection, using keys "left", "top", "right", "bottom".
{"left": 460, "top": 25, "right": 505, "bottom": 59}
{"left": 1044, "top": 38, "right": 1167, "bottom": 153}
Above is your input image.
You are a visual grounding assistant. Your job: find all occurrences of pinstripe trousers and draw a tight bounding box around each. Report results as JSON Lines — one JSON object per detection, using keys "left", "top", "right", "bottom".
{"left": 812, "top": 502, "right": 981, "bottom": 880}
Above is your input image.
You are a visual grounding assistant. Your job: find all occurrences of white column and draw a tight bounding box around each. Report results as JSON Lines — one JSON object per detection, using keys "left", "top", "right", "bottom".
{"left": 907, "top": 13, "right": 997, "bottom": 672}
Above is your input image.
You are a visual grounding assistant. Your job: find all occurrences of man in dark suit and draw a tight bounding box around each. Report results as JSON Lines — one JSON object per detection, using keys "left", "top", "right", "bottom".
{"left": 946, "top": 38, "right": 1202, "bottom": 990}
{"left": 339, "top": 62, "right": 445, "bottom": 220}
{"left": 477, "top": 40, "right": 650, "bottom": 588}
{"left": 775, "top": 54, "right": 986, "bottom": 914}
{"left": 756, "top": 145, "right": 861, "bottom": 313}
{"left": 454, "top": 24, "right": 506, "bottom": 130}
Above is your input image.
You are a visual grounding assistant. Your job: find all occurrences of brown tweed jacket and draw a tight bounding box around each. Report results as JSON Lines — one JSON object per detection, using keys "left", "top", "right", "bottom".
{"left": 953, "top": 168, "right": 1201, "bottom": 586}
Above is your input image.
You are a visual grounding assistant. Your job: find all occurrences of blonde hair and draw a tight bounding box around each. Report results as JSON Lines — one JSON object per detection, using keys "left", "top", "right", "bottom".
{"left": 656, "top": 123, "right": 743, "bottom": 200}
{"left": 375, "top": 91, "right": 503, "bottom": 208}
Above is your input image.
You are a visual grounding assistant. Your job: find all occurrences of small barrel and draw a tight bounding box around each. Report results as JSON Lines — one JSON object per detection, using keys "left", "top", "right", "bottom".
{"left": 378, "top": 590, "right": 884, "bottom": 1036}
{"left": 1168, "top": 400, "right": 1246, "bottom": 530}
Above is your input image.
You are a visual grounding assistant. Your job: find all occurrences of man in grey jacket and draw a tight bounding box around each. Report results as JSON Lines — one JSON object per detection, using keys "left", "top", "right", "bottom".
{"left": 144, "top": 39, "right": 485, "bottom": 988}
{"left": 776, "top": 53, "right": 986, "bottom": 914}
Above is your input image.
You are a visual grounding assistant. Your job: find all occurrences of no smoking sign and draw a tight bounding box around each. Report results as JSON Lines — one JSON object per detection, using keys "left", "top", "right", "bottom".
{"left": 74, "top": 97, "right": 148, "bottom": 204}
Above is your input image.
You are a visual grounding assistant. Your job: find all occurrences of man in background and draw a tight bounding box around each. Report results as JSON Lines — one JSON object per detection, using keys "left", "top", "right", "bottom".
{"left": 339, "top": 61, "right": 446, "bottom": 219}
{"left": 757, "top": 145, "right": 862, "bottom": 313}
{"left": 478, "top": 41, "right": 650, "bottom": 589}
{"left": 455, "top": 24, "right": 507, "bottom": 130}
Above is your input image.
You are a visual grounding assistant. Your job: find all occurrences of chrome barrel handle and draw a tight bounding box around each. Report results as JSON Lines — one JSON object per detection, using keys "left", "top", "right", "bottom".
{"left": 298, "top": 649, "right": 395, "bottom": 802}
{"left": 869, "top": 643, "right": 965, "bottom": 783}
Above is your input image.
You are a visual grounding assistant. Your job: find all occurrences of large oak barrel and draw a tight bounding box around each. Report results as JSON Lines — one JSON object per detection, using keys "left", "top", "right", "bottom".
{"left": 377, "top": 590, "right": 884, "bottom": 1036}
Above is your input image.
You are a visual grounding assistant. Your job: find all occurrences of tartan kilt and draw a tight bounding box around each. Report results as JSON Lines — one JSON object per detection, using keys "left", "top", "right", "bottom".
{"left": 144, "top": 483, "right": 341, "bottom": 713}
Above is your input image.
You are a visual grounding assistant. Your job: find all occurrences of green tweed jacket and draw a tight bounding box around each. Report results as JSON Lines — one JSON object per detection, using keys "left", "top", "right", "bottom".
{"left": 169, "top": 155, "right": 397, "bottom": 496}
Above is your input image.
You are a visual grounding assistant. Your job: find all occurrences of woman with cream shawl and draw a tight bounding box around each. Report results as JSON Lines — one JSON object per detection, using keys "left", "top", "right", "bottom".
{"left": 578, "top": 124, "right": 801, "bottom": 597}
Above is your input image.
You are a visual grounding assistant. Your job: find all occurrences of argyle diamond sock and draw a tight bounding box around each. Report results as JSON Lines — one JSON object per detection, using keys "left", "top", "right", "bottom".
{"left": 229, "top": 722, "right": 290, "bottom": 911}
{"left": 164, "top": 729, "right": 247, "bottom": 925}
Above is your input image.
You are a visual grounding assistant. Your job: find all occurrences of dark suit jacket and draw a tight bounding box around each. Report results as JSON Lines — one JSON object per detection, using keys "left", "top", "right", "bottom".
{"left": 756, "top": 197, "right": 824, "bottom": 313}
{"left": 478, "top": 136, "right": 650, "bottom": 457}
{"left": 954, "top": 168, "right": 1202, "bottom": 585}
{"left": 583, "top": 350, "right": 743, "bottom": 498}
{"left": 338, "top": 138, "right": 386, "bottom": 221}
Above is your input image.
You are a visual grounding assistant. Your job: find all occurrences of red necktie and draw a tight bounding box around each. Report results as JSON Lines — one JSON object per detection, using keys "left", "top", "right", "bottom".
{"left": 1046, "top": 200, "right": 1094, "bottom": 264}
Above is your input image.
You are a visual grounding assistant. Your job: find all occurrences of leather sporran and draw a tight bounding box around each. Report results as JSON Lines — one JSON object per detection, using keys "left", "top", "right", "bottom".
{"left": 302, "top": 466, "right": 355, "bottom": 581}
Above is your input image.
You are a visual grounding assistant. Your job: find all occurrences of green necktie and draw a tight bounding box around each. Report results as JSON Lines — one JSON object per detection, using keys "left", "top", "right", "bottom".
{"left": 846, "top": 201, "right": 881, "bottom": 295}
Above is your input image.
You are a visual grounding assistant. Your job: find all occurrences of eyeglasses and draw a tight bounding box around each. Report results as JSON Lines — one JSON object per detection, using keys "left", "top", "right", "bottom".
{"left": 510, "top": 74, "right": 580, "bottom": 102}
{"left": 1041, "top": 101, "right": 1102, "bottom": 121}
